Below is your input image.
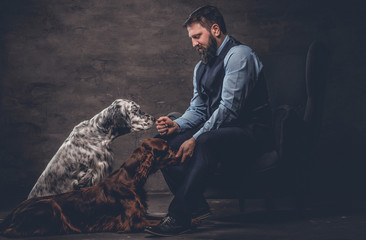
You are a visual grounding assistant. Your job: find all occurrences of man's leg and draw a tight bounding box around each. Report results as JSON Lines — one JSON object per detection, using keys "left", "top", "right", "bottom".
{"left": 155, "top": 127, "right": 211, "bottom": 220}
{"left": 167, "top": 126, "right": 256, "bottom": 223}
{"left": 145, "top": 128, "right": 200, "bottom": 236}
{"left": 154, "top": 127, "right": 200, "bottom": 195}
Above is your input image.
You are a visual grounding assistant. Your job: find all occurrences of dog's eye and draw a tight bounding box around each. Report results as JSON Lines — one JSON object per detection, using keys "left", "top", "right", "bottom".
{"left": 130, "top": 105, "right": 140, "bottom": 113}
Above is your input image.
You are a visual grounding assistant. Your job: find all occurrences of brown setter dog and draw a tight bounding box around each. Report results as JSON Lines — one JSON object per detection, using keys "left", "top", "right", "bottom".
{"left": 0, "top": 138, "right": 178, "bottom": 237}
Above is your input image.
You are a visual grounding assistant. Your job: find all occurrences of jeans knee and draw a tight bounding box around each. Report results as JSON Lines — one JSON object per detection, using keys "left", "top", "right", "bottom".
{"left": 195, "top": 131, "right": 216, "bottom": 149}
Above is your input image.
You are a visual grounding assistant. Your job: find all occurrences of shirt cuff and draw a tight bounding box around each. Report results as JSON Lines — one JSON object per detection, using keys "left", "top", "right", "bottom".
{"left": 192, "top": 129, "right": 203, "bottom": 140}
{"left": 173, "top": 119, "right": 184, "bottom": 132}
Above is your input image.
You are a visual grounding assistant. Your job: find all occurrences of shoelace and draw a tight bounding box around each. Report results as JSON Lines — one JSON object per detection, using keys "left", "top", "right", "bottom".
{"left": 160, "top": 216, "right": 176, "bottom": 226}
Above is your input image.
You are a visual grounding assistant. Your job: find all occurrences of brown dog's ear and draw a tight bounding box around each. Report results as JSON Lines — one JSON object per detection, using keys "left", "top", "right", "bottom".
{"left": 123, "top": 145, "right": 146, "bottom": 175}
{"left": 134, "top": 153, "right": 154, "bottom": 184}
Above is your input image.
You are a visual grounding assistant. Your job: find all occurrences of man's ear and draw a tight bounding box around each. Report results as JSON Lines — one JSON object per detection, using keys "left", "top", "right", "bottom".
{"left": 211, "top": 23, "right": 221, "bottom": 37}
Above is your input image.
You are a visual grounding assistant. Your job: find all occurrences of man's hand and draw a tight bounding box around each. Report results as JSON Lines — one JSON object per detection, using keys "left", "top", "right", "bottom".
{"left": 176, "top": 137, "right": 196, "bottom": 163}
{"left": 156, "top": 116, "right": 180, "bottom": 136}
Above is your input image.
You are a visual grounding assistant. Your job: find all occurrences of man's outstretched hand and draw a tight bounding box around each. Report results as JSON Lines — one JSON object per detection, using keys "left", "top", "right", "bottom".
{"left": 155, "top": 116, "right": 180, "bottom": 136}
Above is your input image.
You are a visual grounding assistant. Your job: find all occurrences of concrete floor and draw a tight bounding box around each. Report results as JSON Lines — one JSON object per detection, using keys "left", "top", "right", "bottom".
{"left": 1, "top": 193, "right": 366, "bottom": 240}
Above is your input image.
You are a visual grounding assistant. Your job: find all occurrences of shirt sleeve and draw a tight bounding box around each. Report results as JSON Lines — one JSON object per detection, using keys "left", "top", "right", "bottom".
{"left": 192, "top": 45, "right": 263, "bottom": 139}
{"left": 174, "top": 62, "right": 208, "bottom": 132}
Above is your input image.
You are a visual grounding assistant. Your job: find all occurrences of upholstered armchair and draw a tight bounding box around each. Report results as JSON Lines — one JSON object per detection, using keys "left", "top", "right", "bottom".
{"left": 237, "top": 41, "right": 329, "bottom": 214}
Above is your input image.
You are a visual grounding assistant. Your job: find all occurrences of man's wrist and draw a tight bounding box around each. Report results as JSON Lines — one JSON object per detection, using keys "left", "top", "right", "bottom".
{"left": 173, "top": 121, "right": 181, "bottom": 133}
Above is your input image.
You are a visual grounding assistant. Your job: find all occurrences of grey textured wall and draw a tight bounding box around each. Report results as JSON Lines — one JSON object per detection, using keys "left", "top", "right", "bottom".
{"left": 1, "top": 0, "right": 365, "bottom": 207}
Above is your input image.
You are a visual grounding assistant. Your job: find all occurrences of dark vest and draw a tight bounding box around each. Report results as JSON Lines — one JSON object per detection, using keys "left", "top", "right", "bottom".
{"left": 195, "top": 36, "right": 271, "bottom": 127}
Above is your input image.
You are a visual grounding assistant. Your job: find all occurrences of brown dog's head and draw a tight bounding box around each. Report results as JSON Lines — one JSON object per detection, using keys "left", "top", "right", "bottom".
{"left": 123, "top": 138, "right": 179, "bottom": 185}
{"left": 141, "top": 138, "right": 179, "bottom": 170}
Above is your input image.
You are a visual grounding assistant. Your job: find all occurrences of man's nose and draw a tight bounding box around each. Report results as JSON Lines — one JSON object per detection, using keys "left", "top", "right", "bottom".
{"left": 192, "top": 39, "right": 199, "bottom": 48}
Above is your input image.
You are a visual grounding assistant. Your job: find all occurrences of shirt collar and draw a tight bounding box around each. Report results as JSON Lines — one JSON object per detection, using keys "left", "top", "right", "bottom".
{"left": 216, "top": 35, "right": 229, "bottom": 56}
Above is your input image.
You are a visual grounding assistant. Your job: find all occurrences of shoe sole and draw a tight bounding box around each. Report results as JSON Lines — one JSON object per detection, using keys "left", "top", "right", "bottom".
{"left": 144, "top": 228, "right": 191, "bottom": 237}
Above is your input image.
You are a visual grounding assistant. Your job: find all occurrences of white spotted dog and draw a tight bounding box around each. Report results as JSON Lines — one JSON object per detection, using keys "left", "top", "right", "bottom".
{"left": 28, "top": 99, "right": 155, "bottom": 199}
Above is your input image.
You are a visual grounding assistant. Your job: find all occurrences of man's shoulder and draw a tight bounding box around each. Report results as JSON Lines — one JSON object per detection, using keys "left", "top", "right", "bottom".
{"left": 228, "top": 44, "right": 253, "bottom": 58}
{"left": 224, "top": 41, "right": 261, "bottom": 69}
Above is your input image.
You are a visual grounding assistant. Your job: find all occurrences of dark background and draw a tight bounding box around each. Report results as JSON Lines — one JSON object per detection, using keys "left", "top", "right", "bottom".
{"left": 0, "top": 0, "right": 365, "bottom": 209}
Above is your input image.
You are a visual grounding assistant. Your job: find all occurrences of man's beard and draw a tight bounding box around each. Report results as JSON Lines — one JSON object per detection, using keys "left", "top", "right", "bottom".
{"left": 195, "top": 34, "right": 217, "bottom": 65}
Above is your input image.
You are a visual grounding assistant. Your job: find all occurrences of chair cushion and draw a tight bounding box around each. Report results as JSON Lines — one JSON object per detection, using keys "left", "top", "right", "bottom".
{"left": 252, "top": 104, "right": 304, "bottom": 172}
{"left": 253, "top": 150, "right": 279, "bottom": 172}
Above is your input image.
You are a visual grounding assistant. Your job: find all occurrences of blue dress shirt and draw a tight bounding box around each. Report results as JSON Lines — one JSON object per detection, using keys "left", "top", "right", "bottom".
{"left": 175, "top": 35, "right": 264, "bottom": 139}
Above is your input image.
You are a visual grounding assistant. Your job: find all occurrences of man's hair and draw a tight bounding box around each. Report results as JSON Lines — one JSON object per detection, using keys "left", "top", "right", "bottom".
{"left": 183, "top": 5, "right": 227, "bottom": 34}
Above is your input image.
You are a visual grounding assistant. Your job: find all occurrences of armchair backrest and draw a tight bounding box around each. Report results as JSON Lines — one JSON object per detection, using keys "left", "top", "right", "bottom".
{"left": 258, "top": 41, "right": 328, "bottom": 170}
{"left": 304, "top": 41, "right": 329, "bottom": 151}
{"left": 261, "top": 54, "right": 307, "bottom": 113}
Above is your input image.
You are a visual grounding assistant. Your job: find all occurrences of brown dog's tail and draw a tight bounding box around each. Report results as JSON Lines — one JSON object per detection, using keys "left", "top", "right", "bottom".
{"left": 0, "top": 198, "right": 81, "bottom": 237}
{"left": 0, "top": 210, "right": 17, "bottom": 237}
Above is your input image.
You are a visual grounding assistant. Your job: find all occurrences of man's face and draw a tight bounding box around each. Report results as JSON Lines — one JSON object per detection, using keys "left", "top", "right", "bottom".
{"left": 187, "top": 22, "right": 217, "bottom": 64}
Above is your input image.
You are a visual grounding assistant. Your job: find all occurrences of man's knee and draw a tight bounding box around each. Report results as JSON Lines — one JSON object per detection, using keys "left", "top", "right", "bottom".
{"left": 194, "top": 132, "right": 219, "bottom": 169}
{"left": 195, "top": 131, "right": 220, "bottom": 150}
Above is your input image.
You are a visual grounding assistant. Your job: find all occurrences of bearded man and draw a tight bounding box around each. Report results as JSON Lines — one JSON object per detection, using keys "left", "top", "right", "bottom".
{"left": 145, "top": 5, "right": 273, "bottom": 236}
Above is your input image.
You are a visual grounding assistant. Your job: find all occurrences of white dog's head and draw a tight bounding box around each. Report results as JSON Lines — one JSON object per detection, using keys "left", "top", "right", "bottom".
{"left": 98, "top": 99, "right": 155, "bottom": 136}
{"left": 120, "top": 99, "right": 155, "bottom": 132}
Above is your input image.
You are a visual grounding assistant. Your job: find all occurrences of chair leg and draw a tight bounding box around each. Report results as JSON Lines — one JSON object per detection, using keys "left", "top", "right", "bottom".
{"left": 265, "top": 197, "right": 275, "bottom": 215}
{"left": 295, "top": 167, "right": 306, "bottom": 217}
{"left": 294, "top": 186, "right": 306, "bottom": 217}
{"left": 239, "top": 197, "right": 246, "bottom": 212}
{"left": 295, "top": 196, "right": 305, "bottom": 217}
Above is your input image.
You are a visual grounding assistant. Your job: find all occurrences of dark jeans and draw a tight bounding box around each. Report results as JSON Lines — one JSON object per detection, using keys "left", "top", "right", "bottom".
{"left": 156, "top": 125, "right": 268, "bottom": 224}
